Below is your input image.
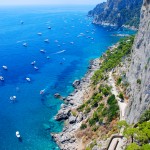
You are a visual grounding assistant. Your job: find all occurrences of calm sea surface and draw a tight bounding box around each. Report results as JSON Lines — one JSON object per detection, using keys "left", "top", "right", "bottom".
{"left": 0, "top": 5, "right": 135, "bottom": 150}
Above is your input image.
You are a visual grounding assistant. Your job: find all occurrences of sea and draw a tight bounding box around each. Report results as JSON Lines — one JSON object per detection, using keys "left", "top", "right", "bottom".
{"left": 0, "top": 5, "right": 135, "bottom": 150}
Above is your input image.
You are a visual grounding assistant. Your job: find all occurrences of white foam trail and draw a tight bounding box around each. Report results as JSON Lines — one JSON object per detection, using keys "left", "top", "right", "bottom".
{"left": 53, "top": 50, "right": 66, "bottom": 54}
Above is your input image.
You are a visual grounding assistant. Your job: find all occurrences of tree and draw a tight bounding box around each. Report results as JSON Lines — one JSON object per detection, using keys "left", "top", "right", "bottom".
{"left": 139, "top": 110, "right": 150, "bottom": 123}
{"left": 124, "top": 127, "right": 138, "bottom": 143}
{"left": 126, "top": 143, "right": 141, "bottom": 150}
{"left": 117, "top": 120, "right": 128, "bottom": 128}
{"left": 141, "top": 144, "right": 150, "bottom": 150}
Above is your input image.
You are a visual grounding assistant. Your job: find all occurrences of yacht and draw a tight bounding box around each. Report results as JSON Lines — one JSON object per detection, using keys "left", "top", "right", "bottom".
{"left": 31, "top": 61, "right": 36, "bottom": 65}
{"left": 40, "top": 49, "right": 46, "bottom": 53}
{"left": 40, "top": 89, "right": 45, "bottom": 95}
{"left": 70, "top": 42, "right": 74, "bottom": 44}
{"left": 0, "top": 76, "right": 4, "bottom": 81}
{"left": 23, "top": 43, "right": 27, "bottom": 47}
{"left": 37, "top": 32, "right": 42, "bottom": 36}
{"left": 10, "top": 96, "right": 17, "bottom": 101}
{"left": 26, "top": 77, "right": 31, "bottom": 82}
{"left": 44, "top": 39, "right": 49, "bottom": 43}
{"left": 34, "top": 66, "right": 39, "bottom": 70}
{"left": 2, "top": 65, "right": 8, "bottom": 70}
{"left": 16, "top": 131, "right": 21, "bottom": 138}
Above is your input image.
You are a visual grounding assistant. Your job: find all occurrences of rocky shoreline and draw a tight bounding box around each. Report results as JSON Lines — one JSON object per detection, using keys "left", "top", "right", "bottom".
{"left": 51, "top": 58, "right": 101, "bottom": 150}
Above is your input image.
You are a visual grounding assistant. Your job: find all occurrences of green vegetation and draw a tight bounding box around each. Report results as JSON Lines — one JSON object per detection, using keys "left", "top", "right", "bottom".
{"left": 99, "top": 84, "right": 111, "bottom": 97}
{"left": 92, "top": 36, "right": 135, "bottom": 85}
{"left": 117, "top": 77, "right": 122, "bottom": 85}
{"left": 137, "top": 79, "right": 141, "bottom": 84}
{"left": 107, "top": 95, "right": 119, "bottom": 122}
{"left": 86, "top": 140, "right": 97, "bottom": 150}
{"left": 139, "top": 110, "right": 150, "bottom": 123}
{"left": 88, "top": 94, "right": 119, "bottom": 126}
{"left": 119, "top": 93, "right": 124, "bottom": 100}
{"left": 119, "top": 110, "right": 150, "bottom": 150}
{"left": 80, "top": 123, "right": 87, "bottom": 130}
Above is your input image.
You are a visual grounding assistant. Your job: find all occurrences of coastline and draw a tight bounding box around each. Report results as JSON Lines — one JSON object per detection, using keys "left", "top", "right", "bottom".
{"left": 51, "top": 44, "right": 119, "bottom": 150}
{"left": 51, "top": 58, "right": 101, "bottom": 150}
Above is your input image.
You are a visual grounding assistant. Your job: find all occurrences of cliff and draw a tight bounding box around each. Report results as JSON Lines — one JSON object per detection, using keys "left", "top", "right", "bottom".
{"left": 125, "top": 0, "right": 150, "bottom": 124}
{"left": 88, "top": 0, "right": 143, "bottom": 29}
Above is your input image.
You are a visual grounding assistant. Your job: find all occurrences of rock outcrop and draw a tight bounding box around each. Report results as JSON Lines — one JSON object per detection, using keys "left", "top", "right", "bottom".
{"left": 52, "top": 59, "right": 101, "bottom": 149}
{"left": 88, "top": 0, "right": 143, "bottom": 29}
{"left": 125, "top": 0, "right": 150, "bottom": 124}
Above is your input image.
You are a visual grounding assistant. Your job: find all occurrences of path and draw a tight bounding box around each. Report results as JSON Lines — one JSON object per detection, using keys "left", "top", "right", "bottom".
{"left": 107, "top": 71, "right": 127, "bottom": 150}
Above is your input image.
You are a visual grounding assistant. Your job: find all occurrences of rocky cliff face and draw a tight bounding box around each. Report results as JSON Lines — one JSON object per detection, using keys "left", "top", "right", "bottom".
{"left": 125, "top": 0, "right": 150, "bottom": 124}
{"left": 88, "top": 0, "right": 143, "bottom": 29}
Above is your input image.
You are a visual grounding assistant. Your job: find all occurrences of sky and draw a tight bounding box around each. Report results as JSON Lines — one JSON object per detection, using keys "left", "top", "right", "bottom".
{"left": 0, "top": 0, "right": 106, "bottom": 6}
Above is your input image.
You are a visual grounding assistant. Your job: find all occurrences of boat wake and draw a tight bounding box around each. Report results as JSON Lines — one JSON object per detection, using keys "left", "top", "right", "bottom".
{"left": 53, "top": 50, "right": 66, "bottom": 54}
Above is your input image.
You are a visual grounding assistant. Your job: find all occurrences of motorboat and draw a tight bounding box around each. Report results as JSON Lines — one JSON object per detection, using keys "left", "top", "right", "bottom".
{"left": 48, "top": 26, "right": 51, "bottom": 29}
{"left": 0, "top": 76, "right": 4, "bottom": 81}
{"left": 40, "top": 89, "right": 45, "bottom": 95}
{"left": 26, "top": 77, "right": 31, "bottom": 82}
{"left": 46, "top": 56, "right": 50, "bottom": 59}
{"left": 2, "top": 65, "right": 8, "bottom": 70}
{"left": 70, "top": 42, "right": 74, "bottom": 44}
{"left": 37, "top": 32, "right": 42, "bottom": 36}
{"left": 16, "top": 131, "right": 21, "bottom": 138}
{"left": 10, "top": 96, "right": 17, "bottom": 101}
{"left": 31, "top": 61, "right": 36, "bottom": 65}
{"left": 40, "top": 49, "right": 46, "bottom": 53}
{"left": 34, "top": 66, "right": 39, "bottom": 70}
{"left": 44, "top": 39, "right": 49, "bottom": 43}
{"left": 23, "top": 43, "right": 27, "bottom": 47}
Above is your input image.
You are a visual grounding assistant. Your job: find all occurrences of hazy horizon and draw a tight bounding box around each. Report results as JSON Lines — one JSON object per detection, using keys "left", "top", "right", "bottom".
{"left": 0, "top": 0, "right": 106, "bottom": 6}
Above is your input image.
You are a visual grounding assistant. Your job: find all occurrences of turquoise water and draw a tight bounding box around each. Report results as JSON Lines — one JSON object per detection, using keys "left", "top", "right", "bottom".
{"left": 0, "top": 5, "right": 135, "bottom": 150}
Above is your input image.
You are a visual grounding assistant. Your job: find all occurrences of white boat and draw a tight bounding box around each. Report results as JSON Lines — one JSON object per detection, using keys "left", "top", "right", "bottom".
{"left": 40, "top": 89, "right": 45, "bottom": 95}
{"left": 10, "top": 96, "right": 17, "bottom": 101}
{"left": 40, "top": 49, "right": 46, "bottom": 53}
{"left": 23, "top": 43, "right": 27, "bottom": 47}
{"left": 37, "top": 32, "right": 42, "bottom": 36}
{"left": 44, "top": 39, "right": 49, "bottom": 43}
{"left": 2, "top": 65, "right": 8, "bottom": 70}
{"left": 47, "top": 56, "right": 50, "bottom": 59}
{"left": 31, "top": 61, "right": 36, "bottom": 65}
{"left": 16, "top": 131, "right": 21, "bottom": 138}
{"left": 48, "top": 26, "right": 51, "bottom": 29}
{"left": 0, "top": 76, "right": 4, "bottom": 81}
{"left": 34, "top": 66, "right": 39, "bottom": 70}
{"left": 70, "top": 42, "right": 74, "bottom": 44}
{"left": 26, "top": 77, "right": 31, "bottom": 82}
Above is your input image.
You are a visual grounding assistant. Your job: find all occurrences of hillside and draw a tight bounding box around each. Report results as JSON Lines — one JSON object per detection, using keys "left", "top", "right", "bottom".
{"left": 88, "top": 0, "right": 143, "bottom": 29}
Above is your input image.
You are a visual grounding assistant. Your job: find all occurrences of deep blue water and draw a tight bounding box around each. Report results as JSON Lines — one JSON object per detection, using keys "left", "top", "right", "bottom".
{"left": 0, "top": 5, "right": 135, "bottom": 150}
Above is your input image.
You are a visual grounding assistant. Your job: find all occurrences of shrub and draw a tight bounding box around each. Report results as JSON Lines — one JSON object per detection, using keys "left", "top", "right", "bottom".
{"left": 72, "top": 111, "right": 77, "bottom": 117}
{"left": 119, "top": 93, "right": 124, "bottom": 100}
{"left": 77, "top": 104, "right": 85, "bottom": 112}
{"left": 137, "top": 79, "right": 141, "bottom": 84}
{"left": 126, "top": 143, "right": 140, "bottom": 150}
{"left": 89, "top": 118, "right": 96, "bottom": 126}
{"left": 139, "top": 110, "right": 150, "bottom": 123}
{"left": 80, "top": 123, "right": 87, "bottom": 130}
{"left": 85, "top": 107, "right": 91, "bottom": 114}
{"left": 117, "top": 77, "right": 122, "bottom": 85}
